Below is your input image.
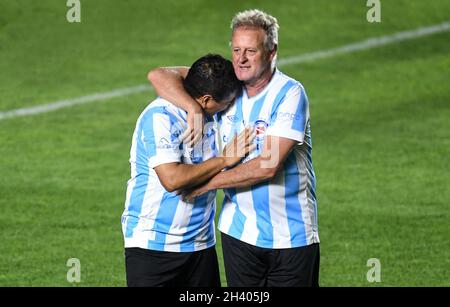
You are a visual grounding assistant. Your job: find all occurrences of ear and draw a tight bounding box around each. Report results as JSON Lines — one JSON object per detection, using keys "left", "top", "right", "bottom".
{"left": 269, "top": 44, "right": 278, "bottom": 62}
{"left": 198, "top": 95, "right": 212, "bottom": 109}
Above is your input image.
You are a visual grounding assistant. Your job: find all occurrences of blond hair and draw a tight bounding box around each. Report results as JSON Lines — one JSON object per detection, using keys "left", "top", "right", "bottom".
{"left": 231, "top": 9, "right": 279, "bottom": 52}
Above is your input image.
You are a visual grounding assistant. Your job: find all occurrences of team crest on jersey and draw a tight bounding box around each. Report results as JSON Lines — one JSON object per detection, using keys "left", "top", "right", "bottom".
{"left": 254, "top": 119, "right": 268, "bottom": 143}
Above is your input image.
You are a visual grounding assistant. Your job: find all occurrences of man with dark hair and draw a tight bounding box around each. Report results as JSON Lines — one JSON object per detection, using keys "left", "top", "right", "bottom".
{"left": 121, "top": 54, "right": 254, "bottom": 287}
{"left": 183, "top": 55, "right": 243, "bottom": 104}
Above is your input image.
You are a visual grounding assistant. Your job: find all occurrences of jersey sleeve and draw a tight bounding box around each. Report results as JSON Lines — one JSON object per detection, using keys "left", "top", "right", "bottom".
{"left": 266, "top": 84, "right": 309, "bottom": 144}
{"left": 141, "top": 110, "right": 183, "bottom": 168}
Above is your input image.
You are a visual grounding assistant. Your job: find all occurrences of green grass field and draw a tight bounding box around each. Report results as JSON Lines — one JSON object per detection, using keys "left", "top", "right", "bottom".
{"left": 0, "top": 0, "right": 449, "bottom": 286}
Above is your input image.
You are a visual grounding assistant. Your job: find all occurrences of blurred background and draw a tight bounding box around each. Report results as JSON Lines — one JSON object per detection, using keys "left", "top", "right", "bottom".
{"left": 0, "top": 0, "right": 449, "bottom": 286}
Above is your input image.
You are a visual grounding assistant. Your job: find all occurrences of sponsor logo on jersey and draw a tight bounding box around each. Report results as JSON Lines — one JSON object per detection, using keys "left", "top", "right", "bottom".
{"left": 157, "top": 137, "right": 172, "bottom": 149}
{"left": 274, "top": 112, "right": 301, "bottom": 122}
{"left": 227, "top": 115, "right": 240, "bottom": 123}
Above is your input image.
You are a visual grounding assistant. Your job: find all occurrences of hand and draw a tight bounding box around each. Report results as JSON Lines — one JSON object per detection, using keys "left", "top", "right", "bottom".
{"left": 222, "top": 127, "right": 256, "bottom": 168}
{"left": 180, "top": 106, "right": 204, "bottom": 147}
{"left": 180, "top": 184, "right": 209, "bottom": 203}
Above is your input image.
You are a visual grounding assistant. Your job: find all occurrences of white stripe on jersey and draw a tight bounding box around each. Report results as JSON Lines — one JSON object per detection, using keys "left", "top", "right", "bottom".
{"left": 268, "top": 169, "right": 292, "bottom": 249}
{"left": 217, "top": 197, "right": 235, "bottom": 234}
{"left": 194, "top": 191, "right": 217, "bottom": 250}
{"left": 236, "top": 189, "right": 259, "bottom": 246}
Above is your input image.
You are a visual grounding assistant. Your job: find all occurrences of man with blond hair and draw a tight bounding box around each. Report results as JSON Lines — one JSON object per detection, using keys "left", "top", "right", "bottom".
{"left": 148, "top": 9, "right": 320, "bottom": 287}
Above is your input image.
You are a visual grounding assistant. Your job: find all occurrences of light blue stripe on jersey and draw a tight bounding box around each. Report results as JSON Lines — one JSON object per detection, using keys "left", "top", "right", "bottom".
{"left": 235, "top": 95, "right": 243, "bottom": 123}
{"left": 125, "top": 106, "right": 165, "bottom": 238}
{"left": 291, "top": 89, "right": 308, "bottom": 133}
{"left": 224, "top": 189, "right": 247, "bottom": 239}
{"left": 248, "top": 93, "right": 267, "bottom": 123}
{"left": 253, "top": 183, "right": 273, "bottom": 247}
{"left": 147, "top": 191, "right": 180, "bottom": 250}
{"left": 284, "top": 154, "right": 307, "bottom": 246}
{"left": 176, "top": 109, "right": 187, "bottom": 121}
{"left": 200, "top": 191, "right": 216, "bottom": 246}
{"left": 247, "top": 93, "right": 273, "bottom": 246}
{"left": 180, "top": 192, "right": 209, "bottom": 252}
{"left": 124, "top": 177, "right": 147, "bottom": 238}
{"left": 269, "top": 80, "right": 297, "bottom": 123}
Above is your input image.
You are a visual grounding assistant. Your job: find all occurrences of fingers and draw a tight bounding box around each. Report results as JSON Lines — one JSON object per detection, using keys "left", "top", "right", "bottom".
{"left": 239, "top": 141, "right": 255, "bottom": 157}
{"left": 192, "top": 130, "right": 202, "bottom": 146}
{"left": 246, "top": 143, "right": 257, "bottom": 155}
{"left": 180, "top": 128, "right": 195, "bottom": 148}
{"left": 179, "top": 127, "right": 203, "bottom": 148}
{"left": 186, "top": 132, "right": 201, "bottom": 148}
{"left": 242, "top": 127, "right": 256, "bottom": 146}
{"left": 180, "top": 128, "right": 193, "bottom": 144}
{"left": 182, "top": 195, "right": 194, "bottom": 203}
{"left": 238, "top": 127, "right": 255, "bottom": 150}
{"left": 233, "top": 128, "right": 250, "bottom": 149}
{"left": 179, "top": 189, "right": 192, "bottom": 202}
{"left": 224, "top": 127, "right": 254, "bottom": 158}
{"left": 236, "top": 127, "right": 252, "bottom": 141}
{"left": 186, "top": 110, "right": 205, "bottom": 146}
{"left": 181, "top": 191, "right": 198, "bottom": 203}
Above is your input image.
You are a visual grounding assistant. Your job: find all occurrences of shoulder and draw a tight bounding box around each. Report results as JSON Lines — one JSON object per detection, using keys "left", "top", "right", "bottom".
{"left": 276, "top": 70, "right": 305, "bottom": 90}
{"left": 268, "top": 69, "right": 305, "bottom": 98}
{"left": 140, "top": 98, "right": 185, "bottom": 124}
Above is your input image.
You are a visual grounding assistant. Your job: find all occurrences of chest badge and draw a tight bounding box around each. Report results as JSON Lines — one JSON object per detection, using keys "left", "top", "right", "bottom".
{"left": 254, "top": 119, "right": 268, "bottom": 150}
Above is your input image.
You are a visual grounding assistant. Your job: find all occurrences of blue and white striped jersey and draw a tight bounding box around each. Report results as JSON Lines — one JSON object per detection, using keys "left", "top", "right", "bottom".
{"left": 217, "top": 69, "right": 320, "bottom": 249}
{"left": 121, "top": 98, "right": 217, "bottom": 252}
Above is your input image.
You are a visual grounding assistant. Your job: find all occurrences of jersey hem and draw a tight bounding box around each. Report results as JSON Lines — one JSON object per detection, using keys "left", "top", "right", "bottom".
{"left": 124, "top": 238, "right": 216, "bottom": 253}
{"left": 218, "top": 228, "right": 319, "bottom": 249}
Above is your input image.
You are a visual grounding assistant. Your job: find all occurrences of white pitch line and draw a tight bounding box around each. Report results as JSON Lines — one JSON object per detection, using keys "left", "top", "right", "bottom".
{"left": 1, "top": 21, "right": 449, "bottom": 122}
{"left": 277, "top": 21, "right": 450, "bottom": 66}
{"left": 0, "top": 85, "right": 152, "bottom": 121}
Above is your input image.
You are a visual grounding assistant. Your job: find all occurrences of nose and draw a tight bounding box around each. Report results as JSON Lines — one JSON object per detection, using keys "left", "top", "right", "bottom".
{"left": 239, "top": 52, "right": 248, "bottom": 64}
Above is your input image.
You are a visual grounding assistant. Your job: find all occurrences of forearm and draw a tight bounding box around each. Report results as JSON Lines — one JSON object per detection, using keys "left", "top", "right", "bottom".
{"left": 206, "top": 157, "right": 277, "bottom": 190}
{"left": 169, "top": 157, "right": 228, "bottom": 191}
{"left": 183, "top": 137, "right": 296, "bottom": 200}
{"left": 147, "top": 67, "right": 199, "bottom": 112}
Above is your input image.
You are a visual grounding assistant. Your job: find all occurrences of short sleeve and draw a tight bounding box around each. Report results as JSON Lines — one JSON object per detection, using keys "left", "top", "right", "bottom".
{"left": 266, "top": 85, "right": 309, "bottom": 144}
{"left": 141, "top": 110, "right": 183, "bottom": 168}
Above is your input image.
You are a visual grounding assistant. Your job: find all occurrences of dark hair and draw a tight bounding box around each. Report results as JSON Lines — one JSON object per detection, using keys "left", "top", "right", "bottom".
{"left": 183, "top": 54, "right": 242, "bottom": 103}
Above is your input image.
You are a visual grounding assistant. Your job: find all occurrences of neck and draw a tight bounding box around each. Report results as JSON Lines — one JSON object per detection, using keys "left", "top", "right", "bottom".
{"left": 245, "top": 67, "right": 275, "bottom": 98}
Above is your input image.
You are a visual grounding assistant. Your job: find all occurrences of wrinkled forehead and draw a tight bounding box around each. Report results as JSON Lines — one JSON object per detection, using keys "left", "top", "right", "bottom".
{"left": 231, "top": 26, "right": 266, "bottom": 44}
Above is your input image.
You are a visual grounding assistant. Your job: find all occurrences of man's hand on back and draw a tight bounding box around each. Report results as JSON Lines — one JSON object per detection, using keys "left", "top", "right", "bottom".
{"left": 180, "top": 104, "right": 205, "bottom": 147}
